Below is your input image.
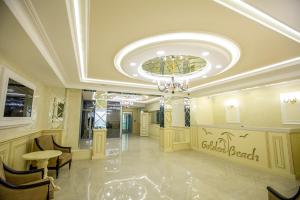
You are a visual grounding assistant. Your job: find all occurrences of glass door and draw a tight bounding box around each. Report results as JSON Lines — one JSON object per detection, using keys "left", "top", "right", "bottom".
{"left": 106, "top": 101, "right": 121, "bottom": 138}
{"left": 122, "top": 112, "right": 132, "bottom": 134}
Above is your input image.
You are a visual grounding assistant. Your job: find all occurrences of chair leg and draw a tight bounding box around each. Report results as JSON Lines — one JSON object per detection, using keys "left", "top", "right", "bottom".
{"left": 69, "top": 161, "right": 72, "bottom": 170}
{"left": 56, "top": 168, "right": 59, "bottom": 178}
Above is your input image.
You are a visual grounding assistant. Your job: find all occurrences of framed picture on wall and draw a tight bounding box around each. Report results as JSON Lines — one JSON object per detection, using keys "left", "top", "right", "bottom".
{"left": 0, "top": 66, "right": 36, "bottom": 129}
{"left": 224, "top": 99, "right": 240, "bottom": 123}
{"left": 280, "top": 92, "right": 300, "bottom": 124}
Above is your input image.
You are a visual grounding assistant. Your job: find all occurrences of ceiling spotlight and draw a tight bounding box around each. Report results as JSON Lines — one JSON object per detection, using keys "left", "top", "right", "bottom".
{"left": 156, "top": 50, "right": 165, "bottom": 55}
{"left": 202, "top": 75, "right": 207, "bottom": 78}
{"left": 133, "top": 74, "right": 138, "bottom": 77}
{"left": 130, "top": 62, "right": 136, "bottom": 67}
{"left": 201, "top": 51, "right": 210, "bottom": 56}
{"left": 216, "top": 65, "right": 223, "bottom": 69}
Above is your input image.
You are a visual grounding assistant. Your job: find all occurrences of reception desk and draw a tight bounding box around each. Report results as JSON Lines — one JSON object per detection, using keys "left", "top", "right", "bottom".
{"left": 160, "top": 124, "right": 300, "bottom": 179}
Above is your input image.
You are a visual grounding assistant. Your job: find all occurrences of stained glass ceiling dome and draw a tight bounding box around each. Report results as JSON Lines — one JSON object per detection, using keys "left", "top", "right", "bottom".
{"left": 142, "top": 55, "right": 207, "bottom": 76}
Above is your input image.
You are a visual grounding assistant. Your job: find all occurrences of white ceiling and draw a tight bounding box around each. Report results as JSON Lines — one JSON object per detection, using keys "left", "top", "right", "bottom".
{"left": 245, "top": 0, "right": 300, "bottom": 32}
{"left": 0, "top": 0, "right": 299, "bottom": 96}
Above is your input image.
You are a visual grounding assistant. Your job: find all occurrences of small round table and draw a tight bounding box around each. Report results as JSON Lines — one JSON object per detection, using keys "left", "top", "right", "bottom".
{"left": 22, "top": 150, "right": 62, "bottom": 191}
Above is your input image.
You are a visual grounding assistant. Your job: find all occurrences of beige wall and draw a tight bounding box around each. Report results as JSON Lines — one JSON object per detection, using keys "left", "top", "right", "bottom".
{"left": 122, "top": 107, "right": 140, "bottom": 135}
{"left": 191, "top": 82, "right": 300, "bottom": 128}
{"left": 191, "top": 97, "right": 214, "bottom": 125}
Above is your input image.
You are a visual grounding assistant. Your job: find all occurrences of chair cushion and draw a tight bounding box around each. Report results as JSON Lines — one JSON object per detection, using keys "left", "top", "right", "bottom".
{"left": 59, "top": 153, "right": 72, "bottom": 166}
{"left": 36, "top": 135, "right": 54, "bottom": 150}
{"left": 0, "top": 157, "right": 5, "bottom": 181}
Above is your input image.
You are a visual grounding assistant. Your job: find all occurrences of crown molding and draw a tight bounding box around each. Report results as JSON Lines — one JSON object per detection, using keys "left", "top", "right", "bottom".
{"left": 189, "top": 57, "right": 300, "bottom": 92}
{"left": 65, "top": 0, "right": 89, "bottom": 80}
{"left": 4, "top": 0, "right": 67, "bottom": 86}
{"left": 214, "top": 0, "right": 300, "bottom": 43}
{"left": 191, "top": 65, "right": 300, "bottom": 97}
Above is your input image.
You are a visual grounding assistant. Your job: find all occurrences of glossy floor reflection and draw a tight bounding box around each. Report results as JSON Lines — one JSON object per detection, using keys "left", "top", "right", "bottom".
{"left": 55, "top": 136, "right": 299, "bottom": 200}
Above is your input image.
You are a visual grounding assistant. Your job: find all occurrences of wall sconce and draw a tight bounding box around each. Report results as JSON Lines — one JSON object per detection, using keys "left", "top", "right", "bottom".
{"left": 280, "top": 92, "right": 300, "bottom": 104}
{"left": 224, "top": 99, "right": 239, "bottom": 108}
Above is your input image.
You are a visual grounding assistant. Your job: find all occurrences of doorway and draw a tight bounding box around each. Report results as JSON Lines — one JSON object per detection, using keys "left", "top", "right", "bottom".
{"left": 79, "top": 99, "right": 95, "bottom": 149}
{"left": 122, "top": 112, "right": 132, "bottom": 135}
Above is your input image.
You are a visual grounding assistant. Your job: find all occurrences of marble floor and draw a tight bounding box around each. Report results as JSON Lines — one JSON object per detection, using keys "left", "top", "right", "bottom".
{"left": 55, "top": 135, "right": 299, "bottom": 200}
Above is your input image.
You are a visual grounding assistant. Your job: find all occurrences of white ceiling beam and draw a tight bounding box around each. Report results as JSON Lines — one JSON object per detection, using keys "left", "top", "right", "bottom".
{"left": 214, "top": 0, "right": 300, "bottom": 43}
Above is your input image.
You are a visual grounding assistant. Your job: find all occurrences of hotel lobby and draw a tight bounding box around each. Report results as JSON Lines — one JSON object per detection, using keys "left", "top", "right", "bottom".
{"left": 0, "top": 0, "right": 300, "bottom": 200}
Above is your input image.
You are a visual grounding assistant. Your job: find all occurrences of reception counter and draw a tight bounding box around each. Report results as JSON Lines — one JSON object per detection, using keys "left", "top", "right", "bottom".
{"left": 160, "top": 124, "right": 300, "bottom": 179}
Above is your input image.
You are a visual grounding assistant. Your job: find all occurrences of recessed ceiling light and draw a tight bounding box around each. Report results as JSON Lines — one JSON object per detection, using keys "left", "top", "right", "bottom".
{"left": 133, "top": 74, "right": 138, "bottom": 77}
{"left": 202, "top": 75, "right": 207, "bottom": 78}
{"left": 130, "top": 62, "right": 136, "bottom": 67}
{"left": 202, "top": 51, "right": 210, "bottom": 56}
{"left": 216, "top": 65, "right": 223, "bottom": 69}
{"left": 156, "top": 50, "right": 165, "bottom": 55}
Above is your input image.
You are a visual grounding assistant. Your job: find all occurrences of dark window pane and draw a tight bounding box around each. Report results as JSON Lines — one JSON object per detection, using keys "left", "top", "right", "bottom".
{"left": 4, "top": 79, "right": 34, "bottom": 117}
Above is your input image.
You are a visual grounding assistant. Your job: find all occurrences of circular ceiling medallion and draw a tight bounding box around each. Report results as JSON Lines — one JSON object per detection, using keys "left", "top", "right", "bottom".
{"left": 142, "top": 55, "right": 206, "bottom": 76}
{"left": 114, "top": 32, "right": 240, "bottom": 82}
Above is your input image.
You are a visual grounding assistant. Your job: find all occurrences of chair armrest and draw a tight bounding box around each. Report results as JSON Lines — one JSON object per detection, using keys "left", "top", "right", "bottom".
{"left": 34, "top": 138, "right": 45, "bottom": 151}
{"left": 0, "top": 178, "right": 50, "bottom": 200}
{"left": 267, "top": 186, "right": 300, "bottom": 200}
{"left": 4, "top": 164, "right": 44, "bottom": 185}
{"left": 0, "top": 178, "right": 50, "bottom": 189}
{"left": 53, "top": 140, "right": 71, "bottom": 153}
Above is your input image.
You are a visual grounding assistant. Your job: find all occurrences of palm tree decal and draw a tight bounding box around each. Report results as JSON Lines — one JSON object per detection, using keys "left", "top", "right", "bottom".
{"left": 220, "top": 132, "right": 235, "bottom": 152}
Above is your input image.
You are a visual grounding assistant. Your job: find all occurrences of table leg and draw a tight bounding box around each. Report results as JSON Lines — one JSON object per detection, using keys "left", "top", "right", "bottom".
{"left": 36, "top": 159, "right": 48, "bottom": 178}
{"left": 36, "top": 159, "right": 61, "bottom": 191}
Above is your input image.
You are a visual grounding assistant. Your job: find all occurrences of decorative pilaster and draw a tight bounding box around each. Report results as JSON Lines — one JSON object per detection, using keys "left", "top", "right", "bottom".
{"left": 92, "top": 129, "right": 106, "bottom": 159}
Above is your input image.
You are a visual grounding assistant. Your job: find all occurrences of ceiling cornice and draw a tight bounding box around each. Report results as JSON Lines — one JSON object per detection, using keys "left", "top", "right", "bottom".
{"left": 189, "top": 57, "right": 300, "bottom": 92}
{"left": 214, "top": 0, "right": 300, "bottom": 43}
{"left": 3, "top": 0, "right": 67, "bottom": 86}
{"left": 65, "top": 0, "right": 89, "bottom": 80}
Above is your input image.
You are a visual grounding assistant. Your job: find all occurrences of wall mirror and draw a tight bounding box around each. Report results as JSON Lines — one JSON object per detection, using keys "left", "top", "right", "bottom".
{"left": 49, "top": 97, "right": 65, "bottom": 129}
{"left": 0, "top": 67, "right": 36, "bottom": 129}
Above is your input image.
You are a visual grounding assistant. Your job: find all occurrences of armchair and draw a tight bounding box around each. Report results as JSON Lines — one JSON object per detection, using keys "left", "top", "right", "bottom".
{"left": 32, "top": 135, "right": 72, "bottom": 178}
{"left": 267, "top": 186, "right": 300, "bottom": 200}
{"left": 0, "top": 158, "right": 53, "bottom": 200}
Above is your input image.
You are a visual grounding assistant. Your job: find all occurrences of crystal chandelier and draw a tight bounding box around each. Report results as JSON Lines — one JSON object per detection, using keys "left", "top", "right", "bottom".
{"left": 142, "top": 55, "right": 206, "bottom": 93}
{"left": 120, "top": 100, "right": 133, "bottom": 107}
{"left": 157, "top": 77, "right": 188, "bottom": 94}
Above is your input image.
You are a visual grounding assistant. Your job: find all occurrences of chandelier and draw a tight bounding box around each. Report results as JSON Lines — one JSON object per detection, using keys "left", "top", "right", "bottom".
{"left": 142, "top": 55, "right": 206, "bottom": 93}
{"left": 120, "top": 100, "right": 133, "bottom": 107}
{"left": 157, "top": 77, "right": 188, "bottom": 94}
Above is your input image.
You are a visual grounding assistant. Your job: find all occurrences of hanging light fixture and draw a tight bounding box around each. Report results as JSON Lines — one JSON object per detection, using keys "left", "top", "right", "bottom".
{"left": 157, "top": 77, "right": 189, "bottom": 94}
{"left": 141, "top": 55, "right": 206, "bottom": 94}
{"left": 120, "top": 100, "right": 133, "bottom": 108}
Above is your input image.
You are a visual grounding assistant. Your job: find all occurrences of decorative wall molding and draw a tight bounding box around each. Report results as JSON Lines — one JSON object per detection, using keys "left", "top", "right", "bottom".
{"left": 272, "top": 136, "right": 286, "bottom": 169}
{"left": 280, "top": 92, "right": 300, "bottom": 124}
{"left": 0, "top": 66, "right": 36, "bottom": 129}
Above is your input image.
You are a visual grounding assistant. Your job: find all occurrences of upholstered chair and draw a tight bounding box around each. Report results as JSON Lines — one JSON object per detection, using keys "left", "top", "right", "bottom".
{"left": 33, "top": 135, "right": 72, "bottom": 178}
{"left": 267, "top": 186, "right": 300, "bottom": 200}
{"left": 0, "top": 157, "right": 53, "bottom": 200}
